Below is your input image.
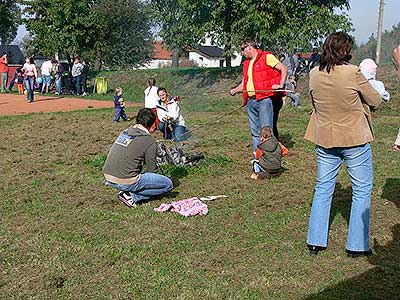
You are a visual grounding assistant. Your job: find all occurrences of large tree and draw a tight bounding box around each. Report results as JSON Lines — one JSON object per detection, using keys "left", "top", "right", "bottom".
{"left": 20, "top": 0, "right": 96, "bottom": 64}
{"left": 149, "top": 0, "right": 210, "bottom": 67}
{"left": 0, "top": 1, "right": 21, "bottom": 46}
{"left": 149, "top": 0, "right": 352, "bottom": 67}
{"left": 91, "top": 0, "right": 153, "bottom": 69}
{"left": 206, "top": 0, "right": 351, "bottom": 66}
{"left": 238, "top": 0, "right": 352, "bottom": 52}
{"left": 21, "top": 0, "right": 152, "bottom": 69}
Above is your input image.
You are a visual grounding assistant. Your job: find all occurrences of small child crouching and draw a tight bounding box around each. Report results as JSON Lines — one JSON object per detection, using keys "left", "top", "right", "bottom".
{"left": 113, "top": 87, "right": 130, "bottom": 123}
{"left": 251, "top": 126, "right": 282, "bottom": 179}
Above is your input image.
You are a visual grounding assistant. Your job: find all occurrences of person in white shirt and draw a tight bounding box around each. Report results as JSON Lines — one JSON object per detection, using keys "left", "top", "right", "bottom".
{"left": 144, "top": 77, "right": 159, "bottom": 109}
{"left": 40, "top": 59, "right": 53, "bottom": 94}
{"left": 156, "top": 87, "right": 190, "bottom": 142}
{"left": 144, "top": 77, "right": 160, "bottom": 132}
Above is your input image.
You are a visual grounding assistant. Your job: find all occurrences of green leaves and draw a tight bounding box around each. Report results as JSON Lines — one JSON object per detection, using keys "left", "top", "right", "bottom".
{"left": 21, "top": 0, "right": 96, "bottom": 59}
{"left": 92, "top": 0, "right": 153, "bottom": 69}
{"left": 148, "top": 0, "right": 351, "bottom": 67}
{"left": 20, "top": 0, "right": 152, "bottom": 68}
{"left": 0, "top": 0, "right": 21, "bottom": 45}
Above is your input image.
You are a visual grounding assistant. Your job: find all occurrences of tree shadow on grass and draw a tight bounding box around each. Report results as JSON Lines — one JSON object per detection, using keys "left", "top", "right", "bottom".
{"left": 304, "top": 179, "right": 400, "bottom": 300}
{"left": 381, "top": 177, "right": 400, "bottom": 208}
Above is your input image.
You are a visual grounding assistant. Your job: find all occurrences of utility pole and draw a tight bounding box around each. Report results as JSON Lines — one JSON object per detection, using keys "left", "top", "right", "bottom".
{"left": 376, "top": 0, "right": 385, "bottom": 64}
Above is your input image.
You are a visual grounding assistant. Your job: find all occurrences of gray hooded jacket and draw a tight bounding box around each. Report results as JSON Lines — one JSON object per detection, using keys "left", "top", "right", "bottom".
{"left": 258, "top": 136, "right": 282, "bottom": 173}
{"left": 103, "top": 124, "right": 157, "bottom": 184}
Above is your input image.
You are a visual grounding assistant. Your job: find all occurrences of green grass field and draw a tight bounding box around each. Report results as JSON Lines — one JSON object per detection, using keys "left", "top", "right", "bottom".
{"left": 1, "top": 65, "right": 399, "bottom": 299}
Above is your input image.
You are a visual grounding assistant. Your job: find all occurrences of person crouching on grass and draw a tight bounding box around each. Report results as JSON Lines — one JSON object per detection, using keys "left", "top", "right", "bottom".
{"left": 156, "top": 87, "right": 190, "bottom": 142}
{"left": 113, "top": 87, "right": 130, "bottom": 123}
{"left": 103, "top": 108, "right": 174, "bottom": 207}
{"left": 251, "top": 126, "right": 282, "bottom": 179}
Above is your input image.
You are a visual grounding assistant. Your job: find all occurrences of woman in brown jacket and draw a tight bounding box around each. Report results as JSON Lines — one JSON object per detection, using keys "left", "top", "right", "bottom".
{"left": 304, "top": 32, "right": 382, "bottom": 257}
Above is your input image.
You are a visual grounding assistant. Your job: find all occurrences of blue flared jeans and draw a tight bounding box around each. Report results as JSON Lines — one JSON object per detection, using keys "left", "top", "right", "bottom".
{"left": 307, "top": 143, "right": 373, "bottom": 252}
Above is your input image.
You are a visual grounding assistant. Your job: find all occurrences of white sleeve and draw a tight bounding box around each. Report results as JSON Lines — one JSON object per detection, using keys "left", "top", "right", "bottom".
{"left": 166, "top": 101, "right": 181, "bottom": 121}
{"left": 156, "top": 106, "right": 168, "bottom": 122}
{"left": 372, "top": 80, "right": 390, "bottom": 102}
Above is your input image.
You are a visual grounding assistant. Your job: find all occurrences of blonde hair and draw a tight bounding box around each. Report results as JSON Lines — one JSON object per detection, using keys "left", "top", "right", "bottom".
{"left": 260, "top": 126, "right": 274, "bottom": 140}
{"left": 115, "top": 87, "right": 123, "bottom": 95}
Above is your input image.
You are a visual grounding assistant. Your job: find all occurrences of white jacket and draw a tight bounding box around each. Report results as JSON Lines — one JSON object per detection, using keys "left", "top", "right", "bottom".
{"left": 156, "top": 97, "right": 185, "bottom": 126}
{"left": 144, "top": 86, "right": 159, "bottom": 109}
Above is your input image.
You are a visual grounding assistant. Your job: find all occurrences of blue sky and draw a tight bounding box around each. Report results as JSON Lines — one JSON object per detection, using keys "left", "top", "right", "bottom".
{"left": 15, "top": 0, "right": 400, "bottom": 45}
{"left": 345, "top": 0, "right": 400, "bottom": 44}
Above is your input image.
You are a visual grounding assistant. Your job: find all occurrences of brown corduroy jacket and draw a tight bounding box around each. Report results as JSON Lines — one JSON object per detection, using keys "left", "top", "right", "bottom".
{"left": 304, "top": 64, "right": 382, "bottom": 148}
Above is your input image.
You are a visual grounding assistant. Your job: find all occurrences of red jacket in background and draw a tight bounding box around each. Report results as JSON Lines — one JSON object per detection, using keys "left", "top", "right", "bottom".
{"left": 0, "top": 57, "right": 9, "bottom": 73}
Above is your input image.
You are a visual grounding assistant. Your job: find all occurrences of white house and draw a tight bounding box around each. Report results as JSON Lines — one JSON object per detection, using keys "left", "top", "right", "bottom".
{"left": 189, "top": 45, "right": 225, "bottom": 68}
{"left": 139, "top": 41, "right": 173, "bottom": 69}
{"left": 189, "top": 36, "right": 243, "bottom": 67}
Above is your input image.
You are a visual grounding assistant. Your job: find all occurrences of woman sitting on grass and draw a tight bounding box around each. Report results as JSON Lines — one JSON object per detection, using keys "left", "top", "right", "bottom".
{"left": 156, "top": 87, "right": 190, "bottom": 142}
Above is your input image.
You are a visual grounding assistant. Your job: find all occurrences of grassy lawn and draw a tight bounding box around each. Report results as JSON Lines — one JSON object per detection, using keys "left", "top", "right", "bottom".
{"left": 0, "top": 65, "right": 399, "bottom": 299}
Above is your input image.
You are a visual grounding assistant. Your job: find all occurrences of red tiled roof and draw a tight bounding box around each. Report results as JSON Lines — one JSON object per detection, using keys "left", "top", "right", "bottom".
{"left": 152, "top": 41, "right": 172, "bottom": 60}
{"left": 298, "top": 52, "right": 312, "bottom": 59}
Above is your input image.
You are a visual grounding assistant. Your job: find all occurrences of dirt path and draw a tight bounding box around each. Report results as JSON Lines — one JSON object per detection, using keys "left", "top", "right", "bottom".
{"left": 0, "top": 93, "right": 141, "bottom": 116}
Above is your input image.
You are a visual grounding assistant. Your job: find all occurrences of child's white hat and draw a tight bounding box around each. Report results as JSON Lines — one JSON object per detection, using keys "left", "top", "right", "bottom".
{"left": 359, "top": 58, "right": 377, "bottom": 78}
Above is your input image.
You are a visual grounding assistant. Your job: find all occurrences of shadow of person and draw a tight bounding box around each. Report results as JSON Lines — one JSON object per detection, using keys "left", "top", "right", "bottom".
{"left": 304, "top": 223, "right": 400, "bottom": 300}
{"left": 328, "top": 183, "right": 352, "bottom": 228}
{"left": 381, "top": 177, "right": 400, "bottom": 208}
{"left": 159, "top": 164, "right": 189, "bottom": 188}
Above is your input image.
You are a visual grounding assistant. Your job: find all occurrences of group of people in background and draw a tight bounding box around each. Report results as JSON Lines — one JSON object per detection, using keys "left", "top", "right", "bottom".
{"left": 0, "top": 53, "right": 89, "bottom": 103}
{"left": 113, "top": 77, "right": 190, "bottom": 143}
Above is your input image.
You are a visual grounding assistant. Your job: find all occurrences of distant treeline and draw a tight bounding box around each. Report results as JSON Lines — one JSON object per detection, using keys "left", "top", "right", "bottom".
{"left": 352, "top": 23, "right": 400, "bottom": 65}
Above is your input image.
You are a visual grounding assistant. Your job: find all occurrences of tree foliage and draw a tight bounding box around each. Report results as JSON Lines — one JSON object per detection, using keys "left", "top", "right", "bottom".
{"left": 20, "top": 0, "right": 152, "bottom": 69}
{"left": 0, "top": 0, "right": 22, "bottom": 46}
{"left": 91, "top": 0, "right": 153, "bottom": 69}
{"left": 352, "top": 23, "right": 400, "bottom": 65}
{"left": 149, "top": 0, "right": 211, "bottom": 67}
{"left": 149, "top": 0, "right": 352, "bottom": 67}
{"left": 20, "top": 0, "right": 96, "bottom": 63}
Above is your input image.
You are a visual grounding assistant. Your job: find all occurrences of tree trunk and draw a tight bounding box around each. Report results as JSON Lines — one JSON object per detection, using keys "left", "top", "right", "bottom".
{"left": 224, "top": 43, "right": 232, "bottom": 68}
{"left": 223, "top": 0, "right": 233, "bottom": 68}
{"left": 171, "top": 48, "right": 179, "bottom": 68}
{"left": 225, "top": 56, "right": 232, "bottom": 68}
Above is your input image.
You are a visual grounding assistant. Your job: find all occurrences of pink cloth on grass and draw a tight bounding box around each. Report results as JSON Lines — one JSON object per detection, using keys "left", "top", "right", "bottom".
{"left": 154, "top": 197, "right": 208, "bottom": 216}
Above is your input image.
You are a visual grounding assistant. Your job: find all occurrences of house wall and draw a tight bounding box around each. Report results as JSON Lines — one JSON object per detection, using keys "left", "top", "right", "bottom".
{"left": 5, "top": 65, "right": 23, "bottom": 87}
{"left": 231, "top": 52, "right": 243, "bottom": 67}
{"left": 189, "top": 52, "right": 223, "bottom": 68}
{"left": 137, "top": 59, "right": 172, "bottom": 69}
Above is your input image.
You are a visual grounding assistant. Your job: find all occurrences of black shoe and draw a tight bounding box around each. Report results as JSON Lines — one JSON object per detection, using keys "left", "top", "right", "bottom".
{"left": 346, "top": 249, "right": 372, "bottom": 258}
{"left": 308, "top": 244, "right": 327, "bottom": 256}
{"left": 117, "top": 191, "right": 137, "bottom": 208}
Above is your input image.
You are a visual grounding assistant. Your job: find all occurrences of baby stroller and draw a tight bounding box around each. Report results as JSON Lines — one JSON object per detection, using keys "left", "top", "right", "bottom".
{"left": 60, "top": 62, "right": 72, "bottom": 94}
